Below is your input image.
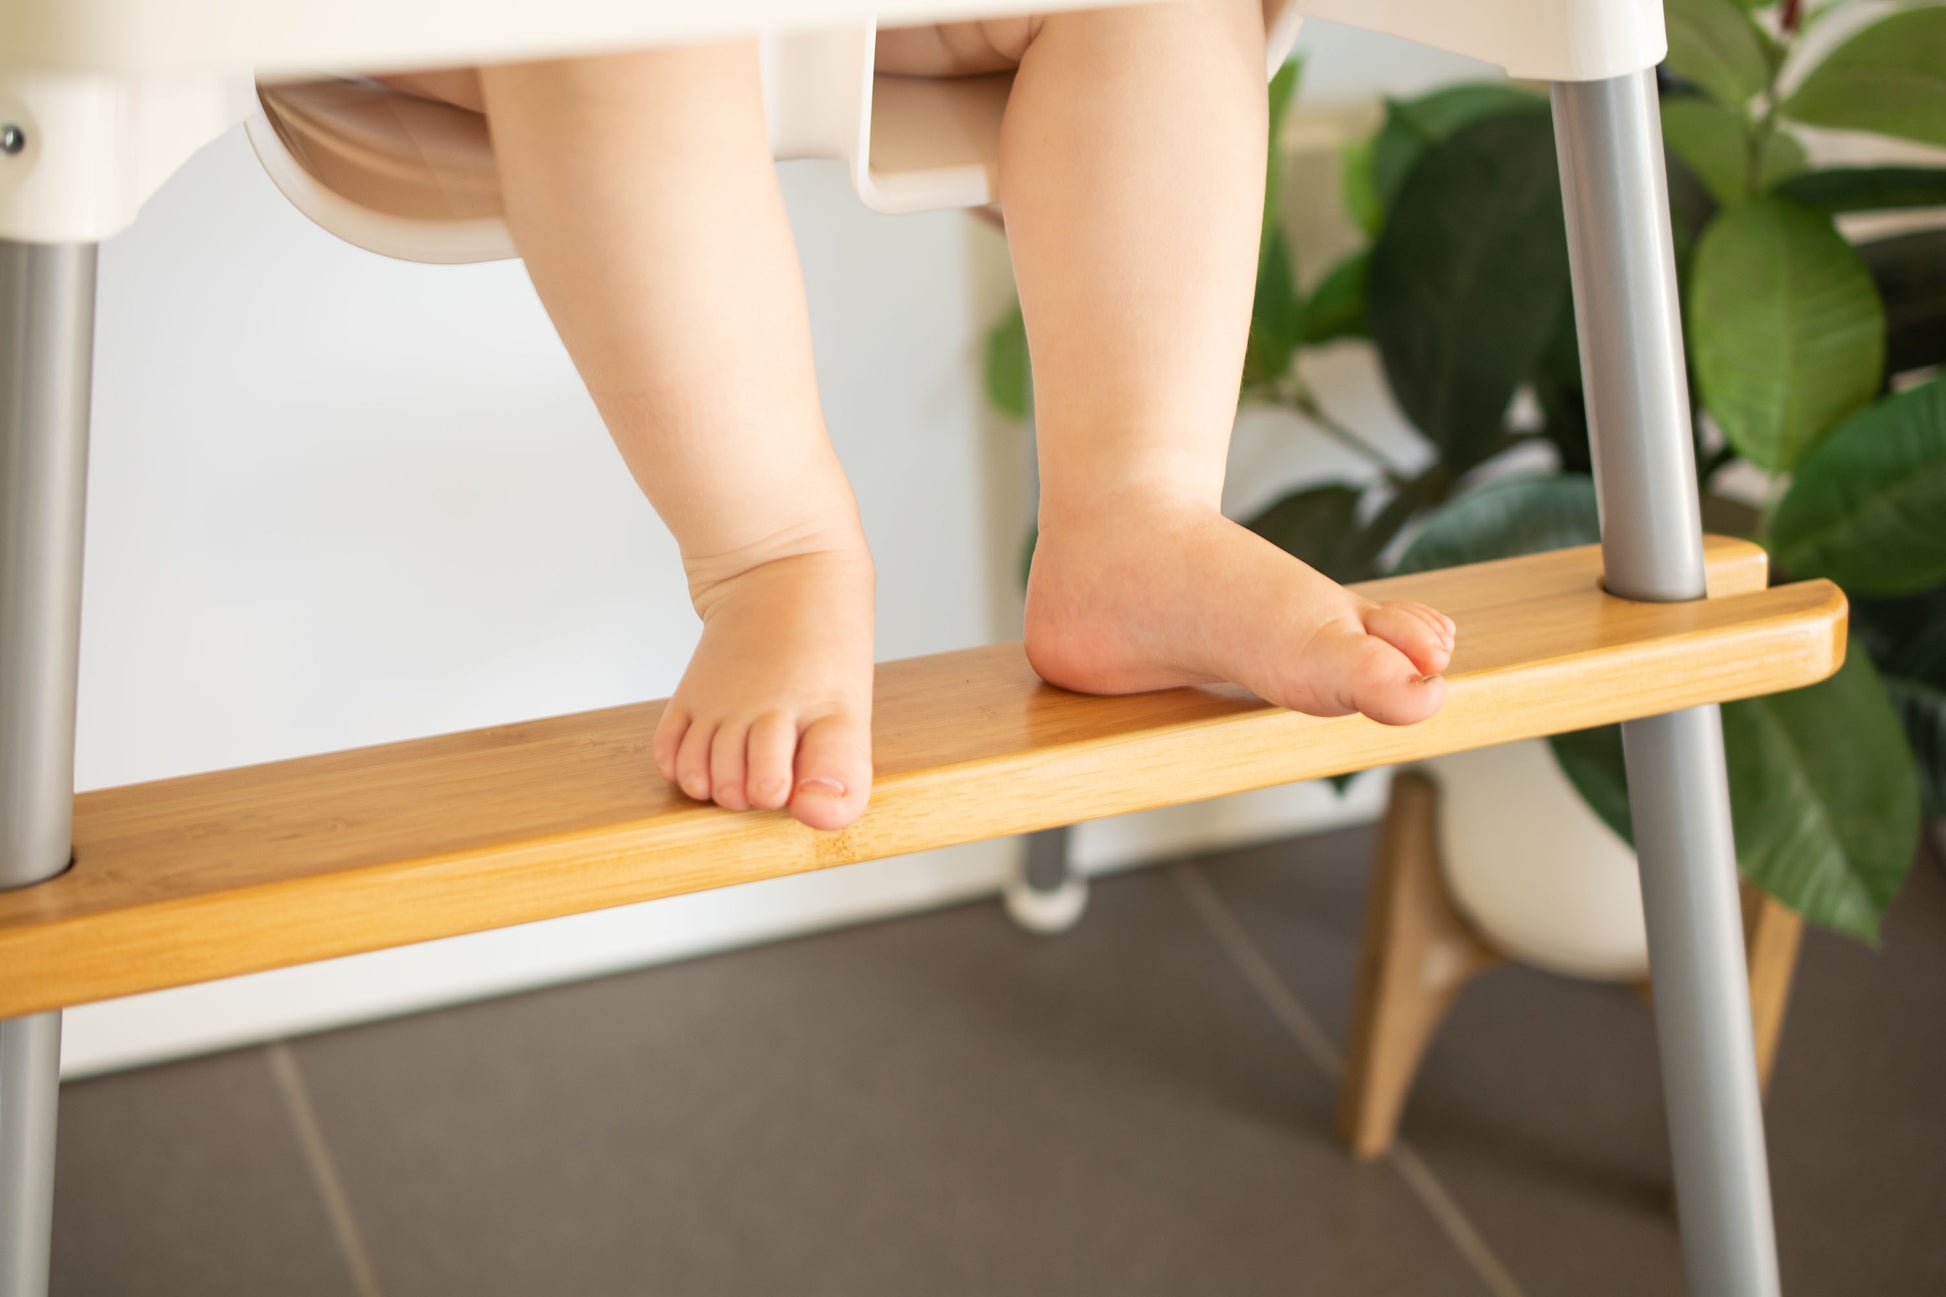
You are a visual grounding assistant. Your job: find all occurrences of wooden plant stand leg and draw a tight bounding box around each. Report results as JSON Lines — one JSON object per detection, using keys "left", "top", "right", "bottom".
{"left": 1741, "top": 884, "right": 1804, "bottom": 1095}
{"left": 1339, "top": 768, "right": 1807, "bottom": 1168}
{"left": 1337, "top": 770, "right": 1503, "bottom": 1160}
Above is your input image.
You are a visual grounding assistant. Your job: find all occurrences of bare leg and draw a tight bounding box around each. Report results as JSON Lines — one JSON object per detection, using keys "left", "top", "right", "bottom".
{"left": 476, "top": 47, "right": 874, "bottom": 830}
{"left": 992, "top": 1, "right": 1454, "bottom": 724}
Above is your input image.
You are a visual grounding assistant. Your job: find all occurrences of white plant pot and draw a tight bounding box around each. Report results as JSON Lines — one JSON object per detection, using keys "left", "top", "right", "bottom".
{"left": 1423, "top": 738, "right": 1649, "bottom": 982}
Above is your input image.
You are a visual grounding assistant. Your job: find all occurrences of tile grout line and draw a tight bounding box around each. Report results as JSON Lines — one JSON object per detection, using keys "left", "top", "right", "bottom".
{"left": 266, "top": 1041, "right": 385, "bottom": 1297}
{"left": 1170, "top": 862, "right": 1527, "bottom": 1297}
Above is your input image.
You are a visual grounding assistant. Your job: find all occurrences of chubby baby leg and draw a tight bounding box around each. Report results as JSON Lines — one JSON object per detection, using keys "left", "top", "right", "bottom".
{"left": 996, "top": 0, "right": 1454, "bottom": 724}
{"left": 475, "top": 47, "right": 875, "bottom": 830}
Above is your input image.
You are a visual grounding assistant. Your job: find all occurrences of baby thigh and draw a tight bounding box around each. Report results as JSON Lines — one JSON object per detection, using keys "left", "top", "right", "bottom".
{"left": 873, "top": 17, "right": 1044, "bottom": 76}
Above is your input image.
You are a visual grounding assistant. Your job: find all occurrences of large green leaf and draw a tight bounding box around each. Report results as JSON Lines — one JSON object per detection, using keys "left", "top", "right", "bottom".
{"left": 1546, "top": 654, "right": 1921, "bottom": 942}
{"left": 1782, "top": 6, "right": 1946, "bottom": 148}
{"left": 1661, "top": 97, "right": 1808, "bottom": 204}
{"left": 1861, "top": 589, "right": 1946, "bottom": 820}
{"left": 1369, "top": 111, "right": 1572, "bottom": 472}
{"left": 1664, "top": 151, "right": 1723, "bottom": 282}
{"left": 1367, "top": 84, "right": 1545, "bottom": 219}
{"left": 1245, "top": 60, "right": 1307, "bottom": 387}
{"left": 983, "top": 301, "right": 1031, "bottom": 421}
{"left": 1770, "top": 378, "right": 1946, "bottom": 597}
{"left": 1875, "top": 592, "right": 1946, "bottom": 814}
{"left": 1341, "top": 135, "right": 1382, "bottom": 237}
{"left": 1245, "top": 225, "right": 1305, "bottom": 386}
{"left": 1776, "top": 165, "right": 1946, "bottom": 214}
{"left": 1262, "top": 58, "right": 1302, "bottom": 248}
{"left": 1300, "top": 249, "right": 1369, "bottom": 345}
{"left": 1245, "top": 483, "right": 1372, "bottom": 582}
{"left": 1722, "top": 651, "right": 1919, "bottom": 944}
{"left": 1393, "top": 474, "right": 1600, "bottom": 574}
{"left": 1665, "top": 0, "right": 1776, "bottom": 108}
{"left": 1859, "top": 230, "right": 1946, "bottom": 377}
{"left": 1885, "top": 669, "right": 1946, "bottom": 820}
{"left": 1549, "top": 724, "right": 1633, "bottom": 845}
{"left": 1687, "top": 197, "right": 1885, "bottom": 472}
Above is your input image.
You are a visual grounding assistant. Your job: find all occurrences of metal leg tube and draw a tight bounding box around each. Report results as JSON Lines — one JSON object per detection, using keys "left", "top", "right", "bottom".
{"left": 1552, "top": 74, "right": 1781, "bottom": 1297}
{"left": 1004, "top": 826, "right": 1088, "bottom": 934}
{"left": 1, "top": 239, "right": 99, "bottom": 1297}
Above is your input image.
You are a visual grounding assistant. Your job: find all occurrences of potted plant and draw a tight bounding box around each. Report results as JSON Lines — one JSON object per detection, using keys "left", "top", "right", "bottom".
{"left": 985, "top": 0, "right": 1944, "bottom": 953}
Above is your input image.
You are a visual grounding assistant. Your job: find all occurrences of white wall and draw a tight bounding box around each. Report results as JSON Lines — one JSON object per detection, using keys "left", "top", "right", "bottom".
{"left": 62, "top": 21, "right": 1488, "bottom": 1076}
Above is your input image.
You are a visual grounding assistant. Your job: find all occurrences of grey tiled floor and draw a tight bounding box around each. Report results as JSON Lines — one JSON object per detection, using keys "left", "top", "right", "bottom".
{"left": 51, "top": 826, "right": 1946, "bottom": 1296}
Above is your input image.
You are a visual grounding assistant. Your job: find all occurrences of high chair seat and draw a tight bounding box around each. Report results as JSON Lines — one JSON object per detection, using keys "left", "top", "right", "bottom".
{"left": 249, "top": 7, "right": 1304, "bottom": 263}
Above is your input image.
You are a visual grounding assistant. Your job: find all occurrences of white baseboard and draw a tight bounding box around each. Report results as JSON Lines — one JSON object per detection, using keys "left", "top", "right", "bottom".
{"left": 60, "top": 774, "right": 1387, "bottom": 1078}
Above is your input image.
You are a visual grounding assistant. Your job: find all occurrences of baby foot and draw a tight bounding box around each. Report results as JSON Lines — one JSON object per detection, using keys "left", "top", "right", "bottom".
{"left": 652, "top": 542, "right": 875, "bottom": 831}
{"left": 1024, "top": 496, "right": 1454, "bottom": 725}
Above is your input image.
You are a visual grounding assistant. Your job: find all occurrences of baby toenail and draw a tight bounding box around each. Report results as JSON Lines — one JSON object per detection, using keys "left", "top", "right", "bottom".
{"left": 797, "top": 776, "right": 847, "bottom": 797}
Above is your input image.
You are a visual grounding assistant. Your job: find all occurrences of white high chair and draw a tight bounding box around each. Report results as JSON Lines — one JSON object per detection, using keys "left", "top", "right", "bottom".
{"left": 0, "top": 3, "right": 1805, "bottom": 1295}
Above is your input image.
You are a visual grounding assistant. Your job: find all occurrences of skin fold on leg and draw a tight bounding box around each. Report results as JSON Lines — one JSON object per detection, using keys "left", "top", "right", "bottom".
{"left": 472, "top": 47, "right": 877, "bottom": 831}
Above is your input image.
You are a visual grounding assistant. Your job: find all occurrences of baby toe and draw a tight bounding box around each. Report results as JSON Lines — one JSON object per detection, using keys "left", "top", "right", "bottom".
{"left": 652, "top": 708, "right": 689, "bottom": 787}
{"left": 788, "top": 711, "right": 872, "bottom": 833}
{"left": 710, "top": 721, "right": 752, "bottom": 811}
{"left": 745, "top": 711, "right": 797, "bottom": 811}
{"left": 1336, "top": 634, "right": 1446, "bottom": 727}
{"left": 1364, "top": 601, "right": 1453, "bottom": 677}
{"left": 675, "top": 720, "right": 717, "bottom": 803}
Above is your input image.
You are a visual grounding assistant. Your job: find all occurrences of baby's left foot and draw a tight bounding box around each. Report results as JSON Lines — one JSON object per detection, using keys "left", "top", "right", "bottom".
{"left": 1024, "top": 496, "right": 1455, "bottom": 725}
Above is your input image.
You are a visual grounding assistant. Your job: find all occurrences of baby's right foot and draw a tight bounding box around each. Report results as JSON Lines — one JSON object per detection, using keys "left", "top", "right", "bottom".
{"left": 652, "top": 537, "right": 876, "bottom": 832}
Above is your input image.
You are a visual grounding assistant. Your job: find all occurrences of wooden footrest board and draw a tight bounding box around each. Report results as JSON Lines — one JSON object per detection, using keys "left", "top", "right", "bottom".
{"left": 0, "top": 539, "right": 1842, "bottom": 1017}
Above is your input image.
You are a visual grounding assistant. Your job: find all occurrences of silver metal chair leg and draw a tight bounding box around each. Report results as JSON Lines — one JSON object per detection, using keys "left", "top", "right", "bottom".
{"left": 1552, "top": 73, "right": 1782, "bottom": 1297}
{"left": 1004, "top": 825, "right": 1088, "bottom": 934}
{"left": 1, "top": 238, "right": 99, "bottom": 1297}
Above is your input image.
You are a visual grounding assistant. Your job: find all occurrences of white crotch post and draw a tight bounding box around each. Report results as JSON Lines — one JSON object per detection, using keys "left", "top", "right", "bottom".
{"left": 0, "top": 236, "right": 96, "bottom": 1297}
{"left": 1552, "top": 71, "right": 1781, "bottom": 1297}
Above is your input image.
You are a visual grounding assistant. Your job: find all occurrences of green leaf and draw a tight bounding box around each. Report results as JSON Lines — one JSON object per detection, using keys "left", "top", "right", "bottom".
{"left": 1341, "top": 136, "right": 1382, "bottom": 237}
{"left": 1664, "top": 151, "right": 1722, "bottom": 279}
{"left": 983, "top": 301, "right": 1031, "bottom": 421}
{"left": 1245, "top": 225, "right": 1305, "bottom": 386}
{"left": 1664, "top": 0, "right": 1775, "bottom": 108}
{"left": 1245, "top": 483, "right": 1371, "bottom": 582}
{"left": 1722, "top": 650, "right": 1919, "bottom": 943}
{"left": 1368, "top": 84, "right": 1545, "bottom": 219}
{"left": 1885, "top": 670, "right": 1946, "bottom": 820}
{"left": 1549, "top": 725, "right": 1633, "bottom": 845}
{"left": 1534, "top": 303, "right": 1594, "bottom": 475}
{"left": 1393, "top": 474, "right": 1600, "bottom": 574}
{"left": 1687, "top": 197, "right": 1885, "bottom": 472}
{"left": 1661, "top": 97, "right": 1808, "bottom": 204}
{"left": 1841, "top": 588, "right": 1946, "bottom": 819}
{"left": 1770, "top": 378, "right": 1946, "bottom": 597}
{"left": 1340, "top": 485, "right": 1432, "bottom": 582}
{"left": 1547, "top": 652, "right": 1922, "bottom": 942}
{"left": 1245, "top": 59, "right": 1308, "bottom": 388}
{"left": 1369, "top": 111, "right": 1572, "bottom": 472}
{"left": 1775, "top": 165, "right": 1946, "bottom": 215}
{"left": 1782, "top": 6, "right": 1946, "bottom": 148}
{"left": 1859, "top": 230, "right": 1946, "bottom": 377}
{"left": 1261, "top": 58, "right": 1302, "bottom": 260}
{"left": 1300, "top": 249, "right": 1369, "bottom": 345}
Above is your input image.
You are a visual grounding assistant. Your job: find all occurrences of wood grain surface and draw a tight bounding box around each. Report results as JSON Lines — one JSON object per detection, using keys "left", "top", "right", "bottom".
{"left": 0, "top": 539, "right": 1841, "bottom": 1017}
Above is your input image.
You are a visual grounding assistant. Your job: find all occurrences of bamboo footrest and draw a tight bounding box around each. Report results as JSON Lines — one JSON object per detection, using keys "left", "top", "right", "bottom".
{"left": 0, "top": 539, "right": 1843, "bottom": 1018}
